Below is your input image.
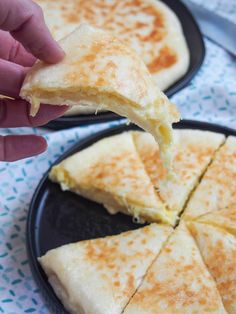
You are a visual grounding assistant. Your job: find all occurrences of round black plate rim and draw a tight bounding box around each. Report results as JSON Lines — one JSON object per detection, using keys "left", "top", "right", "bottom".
{"left": 27, "top": 119, "right": 236, "bottom": 313}
{"left": 45, "top": 0, "right": 205, "bottom": 130}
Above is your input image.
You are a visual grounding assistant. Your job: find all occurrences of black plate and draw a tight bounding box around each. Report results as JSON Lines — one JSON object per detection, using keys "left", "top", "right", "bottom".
{"left": 45, "top": 0, "right": 205, "bottom": 130}
{"left": 27, "top": 120, "right": 236, "bottom": 313}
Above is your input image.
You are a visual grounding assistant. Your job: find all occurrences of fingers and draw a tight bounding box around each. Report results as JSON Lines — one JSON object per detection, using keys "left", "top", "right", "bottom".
{"left": 0, "top": 59, "right": 27, "bottom": 98}
{"left": 0, "top": 99, "right": 68, "bottom": 128}
{"left": 0, "top": 0, "right": 64, "bottom": 64}
{"left": 0, "top": 134, "right": 47, "bottom": 162}
{"left": 0, "top": 30, "right": 36, "bottom": 66}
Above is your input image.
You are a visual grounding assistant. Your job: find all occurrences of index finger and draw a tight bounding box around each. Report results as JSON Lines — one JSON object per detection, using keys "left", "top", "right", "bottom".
{"left": 0, "top": 0, "right": 64, "bottom": 64}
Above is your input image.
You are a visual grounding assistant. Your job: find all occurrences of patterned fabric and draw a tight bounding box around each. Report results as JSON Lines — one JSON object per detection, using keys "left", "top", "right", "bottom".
{"left": 0, "top": 36, "right": 236, "bottom": 314}
{"left": 183, "top": 0, "right": 236, "bottom": 24}
{"left": 182, "top": 0, "right": 236, "bottom": 56}
{"left": 172, "top": 39, "right": 236, "bottom": 127}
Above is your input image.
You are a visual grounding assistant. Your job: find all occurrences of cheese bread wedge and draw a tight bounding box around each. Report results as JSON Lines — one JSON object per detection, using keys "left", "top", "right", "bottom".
{"left": 124, "top": 223, "right": 226, "bottom": 314}
{"left": 20, "top": 23, "right": 179, "bottom": 167}
{"left": 49, "top": 132, "right": 176, "bottom": 225}
{"left": 184, "top": 136, "right": 236, "bottom": 220}
{"left": 188, "top": 222, "right": 236, "bottom": 314}
{"left": 133, "top": 129, "right": 225, "bottom": 215}
{"left": 39, "top": 223, "right": 173, "bottom": 314}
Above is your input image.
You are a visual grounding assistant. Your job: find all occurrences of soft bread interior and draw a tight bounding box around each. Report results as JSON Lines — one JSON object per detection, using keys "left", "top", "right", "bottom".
{"left": 49, "top": 166, "right": 176, "bottom": 225}
{"left": 39, "top": 267, "right": 87, "bottom": 314}
{"left": 30, "top": 87, "right": 177, "bottom": 168}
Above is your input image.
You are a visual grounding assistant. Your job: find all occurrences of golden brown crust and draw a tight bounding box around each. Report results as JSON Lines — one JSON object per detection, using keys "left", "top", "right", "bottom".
{"left": 124, "top": 224, "right": 226, "bottom": 313}
{"left": 188, "top": 222, "right": 236, "bottom": 313}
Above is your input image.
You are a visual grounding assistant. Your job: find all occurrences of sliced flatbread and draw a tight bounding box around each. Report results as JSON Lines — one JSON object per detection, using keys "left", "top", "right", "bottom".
{"left": 49, "top": 132, "right": 176, "bottom": 225}
{"left": 39, "top": 223, "right": 173, "bottom": 314}
{"left": 124, "top": 223, "right": 226, "bottom": 314}
{"left": 188, "top": 222, "right": 236, "bottom": 314}
{"left": 20, "top": 24, "right": 179, "bottom": 167}
{"left": 35, "top": 0, "right": 189, "bottom": 92}
{"left": 133, "top": 129, "right": 225, "bottom": 215}
{"left": 195, "top": 205, "right": 236, "bottom": 237}
{"left": 184, "top": 136, "right": 236, "bottom": 220}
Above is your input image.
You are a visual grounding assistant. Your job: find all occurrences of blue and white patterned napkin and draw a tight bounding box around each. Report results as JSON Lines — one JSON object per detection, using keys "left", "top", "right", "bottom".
{"left": 1, "top": 4, "right": 236, "bottom": 313}
{"left": 182, "top": 0, "right": 236, "bottom": 55}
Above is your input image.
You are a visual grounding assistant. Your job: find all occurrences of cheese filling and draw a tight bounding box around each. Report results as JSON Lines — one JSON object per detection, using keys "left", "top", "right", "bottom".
{"left": 28, "top": 87, "right": 178, "bottom": 170}
{"left": 50, "top": 165, "right": 176, "bottom": 225}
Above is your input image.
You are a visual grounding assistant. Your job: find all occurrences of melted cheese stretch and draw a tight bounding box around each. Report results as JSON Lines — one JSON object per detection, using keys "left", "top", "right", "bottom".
{"left": 28, "top": 87, "right": 178, "bottom": 170}
{"left": 30, "top": 97, "right": 41, "bottom": 116}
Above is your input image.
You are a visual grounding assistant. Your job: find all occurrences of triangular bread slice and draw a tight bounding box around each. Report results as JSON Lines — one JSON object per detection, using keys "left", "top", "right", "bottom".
{"left": 187, "top": 221, "right": 236, "bottom": 314}
{"left": 49, "top": 132, "right": 176, "bottom": 225}
{"left": 184, "top": 136, "right": 236, "bottom": 220}
{"left": 132, "top": 129, "right": 225, "bottom": 216}
{"left": 39, "top": 223, "right": 173, "bottom": 314}
{"left": 195, "top": 205, "right": 236, "bottom": 237}
{"left": 124, "top": 223, "right": 226, "bottom": 314}
{"left": 20, "top": 23, "right": 179, "bottom": 167}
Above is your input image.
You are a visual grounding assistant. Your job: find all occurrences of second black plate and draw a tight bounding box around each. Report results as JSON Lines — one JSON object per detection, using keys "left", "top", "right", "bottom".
{"left": 27, "top": 120, "right": 236, "bottom": 313}
{"left": 45, "top": 0, "right": 205, "bottom": 130}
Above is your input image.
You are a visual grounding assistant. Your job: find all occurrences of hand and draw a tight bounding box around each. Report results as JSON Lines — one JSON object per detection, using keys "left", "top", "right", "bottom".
{"left": 0, "top": 0, "right": 67, "bottom": 162}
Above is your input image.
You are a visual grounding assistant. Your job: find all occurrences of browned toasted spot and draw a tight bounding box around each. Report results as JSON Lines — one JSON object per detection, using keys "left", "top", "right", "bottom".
{"left": 164, "top": 247, "right": 172, "bottom": 253}
{"left": 199, "top": 298, "right": 207, "bottom": 305}
{"left": 148, "top": 46, "right": 177, "bottom": 73}
{"left": 125, "top": 274, "right": 135, "bottom": 294}
{"left": 95, "top": 77, "right": 106, "bottom": 86}
{"left": 139, "top": 29, "right": 165, "bottom": 43}
{"left": 143, "top": 5, "right": 164, "bottom": 28}
{"left": 108, "top": 263, "right": 115, "bottom": 269}
{"left": 125, "top": 0, "right": 142, "bottom": 7}
{"left": 60, "top": 5, "right": 67, "bottom": 11}
{"left": 65, "top": 12, "right": 79, "bottom": 23}
{"left": 114, "top": 280, "right": 120, "bottom": 287}
{"left": 135, "top": 22, "right": 147, "bottom": 29}
{"left": 82, "top": 54, "right": 96, "bottom": 62}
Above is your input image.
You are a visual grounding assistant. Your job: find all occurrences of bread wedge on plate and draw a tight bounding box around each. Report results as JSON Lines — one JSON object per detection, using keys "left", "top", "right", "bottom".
{"left": 184, "top": 136, "right": 236, "bottom": 220}
{"left": 132, "top": 129, "right": 225, "bottom": 216}
{"left": 124, "top": 223, "right": 226, "bottom": 314}
{"left": 20, "top": 23, "right": 179, "bottom": 168}
{"left": 49, "top": 132, "right": 176, "bottom": 225}
{"left": 187, "top": 221, "right": 236, "bottom": 314}
{"left": 39, "top": 223, "right": 172, "bottom": 314}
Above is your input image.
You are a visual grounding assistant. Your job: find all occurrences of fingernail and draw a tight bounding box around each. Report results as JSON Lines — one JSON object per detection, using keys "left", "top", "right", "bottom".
{"left": 53, "top": 44, "right": 65, "bottom": 63}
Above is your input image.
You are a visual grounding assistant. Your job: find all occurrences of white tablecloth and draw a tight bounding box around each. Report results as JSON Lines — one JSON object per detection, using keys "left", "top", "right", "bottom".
{"left": 0, "top": 7, "right": 236, "bottom": 314}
